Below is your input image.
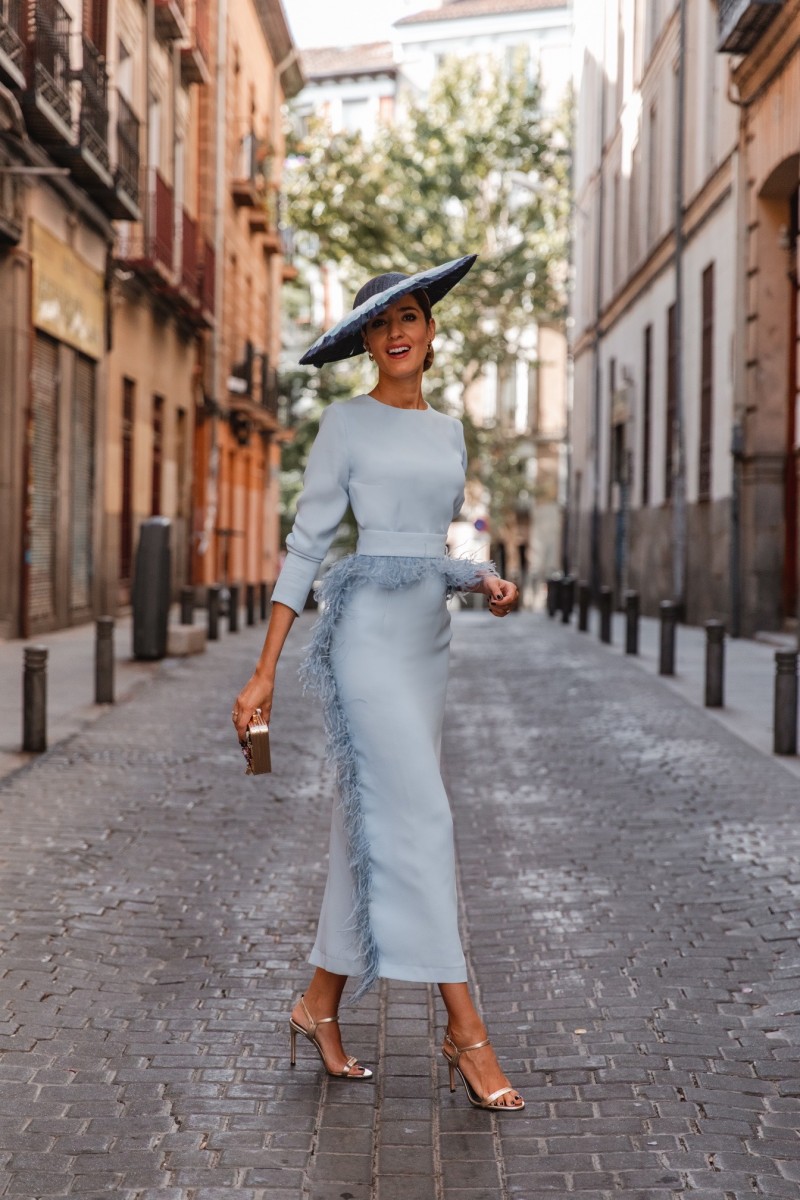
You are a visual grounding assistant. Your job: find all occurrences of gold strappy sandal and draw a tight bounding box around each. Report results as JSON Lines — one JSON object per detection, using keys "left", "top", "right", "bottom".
{"left": 442, "top": 1031, "right": 525, "bottom": 1111}
{"left": 289, "top": 995, "right": 373, "bottom": 1081}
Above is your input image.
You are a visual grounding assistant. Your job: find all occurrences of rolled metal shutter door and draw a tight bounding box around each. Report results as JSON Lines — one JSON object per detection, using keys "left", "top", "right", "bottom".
{"left": 29, "top": 334, "right": 59, "bottom": 628}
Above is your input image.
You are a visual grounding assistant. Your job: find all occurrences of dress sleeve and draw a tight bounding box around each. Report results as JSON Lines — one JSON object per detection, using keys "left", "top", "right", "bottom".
{"left": 453, "top": 421, "right": 468, "bottom": 519}
{"left": 271, "top": 404, "right": 350, "bottom": 616}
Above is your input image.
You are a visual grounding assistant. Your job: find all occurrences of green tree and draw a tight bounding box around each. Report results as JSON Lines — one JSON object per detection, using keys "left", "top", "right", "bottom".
{"left": 285, "top": 55, "right": 570, "bottom": 399}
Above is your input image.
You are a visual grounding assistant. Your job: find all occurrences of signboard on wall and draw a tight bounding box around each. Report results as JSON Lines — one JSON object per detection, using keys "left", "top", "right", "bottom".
{"left": 30, "top": 221, "right": 104, "bottom": 360}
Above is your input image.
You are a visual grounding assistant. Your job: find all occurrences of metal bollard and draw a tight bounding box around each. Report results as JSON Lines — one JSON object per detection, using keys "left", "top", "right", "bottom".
{"left": 228, "top": 583, "right": 240, "bottom": 633}
{"left": 246, "top": 583, "right": 255, "bottom": 627}
{"left": 659, "top": 600, "right": 677, "bottom": 676}
{"left": 180, "top": 585, "right": 194, "bottom": 626}
{"left": 95, "top": 616, "right": 115, "bottom": 705}
{"left": 704, "top": 620, "right": 725, "bottom": 708}
{"left": 773, "top": 650, "right": 798, "bottom": 756}
{"left": 546, "top": 575, "right": 557, "bottom": 618}
{"left": 561, "top": 575, "right": 575, "bottom": 625}
{"left": 22, "top": 645, "right": 47, "bottom": 752}
{"left": 599, "top": 585, "right": 612, "bottom": 644}
{"left": 208, "top": 585, "right": 221, "bottom": 641}
{"left": 260, "top": 582, "right": 269, "bottom": 621}
{"left": 624, "top": 590, "right": 639, "bottom": 655}
{"left": 577, "top": 581, "right": 590, "bottom": 632}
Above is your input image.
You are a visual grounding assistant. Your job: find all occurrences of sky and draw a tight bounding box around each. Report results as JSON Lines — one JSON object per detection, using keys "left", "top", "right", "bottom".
{"left": 281, "top": 0, "right": 422, "bottom": 48}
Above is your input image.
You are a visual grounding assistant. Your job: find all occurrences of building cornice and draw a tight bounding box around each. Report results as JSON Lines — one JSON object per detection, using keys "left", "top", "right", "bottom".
{"left": 731, "top": 0, "right": 800, "bottom": 102}
{"left": 254, "top": 1, "right": 305, "bottom": 98}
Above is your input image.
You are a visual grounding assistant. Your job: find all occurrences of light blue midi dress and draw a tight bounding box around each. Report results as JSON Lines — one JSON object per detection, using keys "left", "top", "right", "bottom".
{"left": 271, "top": 394, "right": 493, "bottom": 999}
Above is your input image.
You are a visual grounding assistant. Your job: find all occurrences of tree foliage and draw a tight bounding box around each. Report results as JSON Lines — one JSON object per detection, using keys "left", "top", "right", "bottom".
{"left": 285, "top": 55, "right": 571, "bottom": 395}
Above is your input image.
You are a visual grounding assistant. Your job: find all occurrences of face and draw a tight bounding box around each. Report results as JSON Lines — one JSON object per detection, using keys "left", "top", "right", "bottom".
{"left": 362, "top": 296, "right": 435, "bottom": 378}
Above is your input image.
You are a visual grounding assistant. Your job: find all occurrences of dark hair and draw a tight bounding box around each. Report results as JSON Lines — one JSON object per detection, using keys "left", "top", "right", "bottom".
{"left": 413, "top": 289, "right": 435, "bottom": 371}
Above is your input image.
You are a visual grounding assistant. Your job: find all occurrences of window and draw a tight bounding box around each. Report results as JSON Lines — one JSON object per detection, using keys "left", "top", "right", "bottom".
{"left": 699, "top": 264, "right": 714, "bottom": 500}
{"left": 176, "top": 407, "right": 187, "bottom": 519}
{"left": 151, "top": 394, "right": 164, "bottom": 516}
{"left": 642, "top": 324, "right": 652, "bottom": 506}
{"left": 665, "top": 303, "right": 677, "bottom": 502}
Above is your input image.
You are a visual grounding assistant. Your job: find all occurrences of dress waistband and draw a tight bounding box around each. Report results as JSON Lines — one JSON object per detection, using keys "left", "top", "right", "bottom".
{"left": 356, "top": 529, "right": 447, "bottom": 558}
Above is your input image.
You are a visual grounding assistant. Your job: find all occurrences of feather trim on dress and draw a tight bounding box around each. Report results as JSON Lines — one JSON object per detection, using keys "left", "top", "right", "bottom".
{"left": 299, "top": 552, "right": 496, "bottom": 1003}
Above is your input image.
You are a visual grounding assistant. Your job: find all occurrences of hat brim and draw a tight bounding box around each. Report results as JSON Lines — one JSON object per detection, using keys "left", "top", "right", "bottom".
{"left": 299, "top": 253, "right": 478, "bottom": 368}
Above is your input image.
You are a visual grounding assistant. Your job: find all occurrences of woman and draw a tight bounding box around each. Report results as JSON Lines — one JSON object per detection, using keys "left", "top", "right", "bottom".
{"left": 233, "top": 255, "right": 524, "bottom": 1111}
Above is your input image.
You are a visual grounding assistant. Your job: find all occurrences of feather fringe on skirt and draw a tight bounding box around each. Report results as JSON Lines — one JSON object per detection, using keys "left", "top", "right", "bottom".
{"left": 299, "top": 552, "right": 496, "bottom": 1003}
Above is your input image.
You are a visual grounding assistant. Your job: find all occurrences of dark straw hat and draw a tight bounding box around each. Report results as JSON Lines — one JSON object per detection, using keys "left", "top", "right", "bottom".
{"left": 299, "top": 253, "right": 478, "bottom": 368}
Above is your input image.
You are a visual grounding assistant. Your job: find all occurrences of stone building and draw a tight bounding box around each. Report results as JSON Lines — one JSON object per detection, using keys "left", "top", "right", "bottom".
{"left": 0, "top": 0, "right": 301, "bottom": 639}
{"left": 190, "top": 0, "right": 302, "bottom": 595}
{"left": 570, "top": 0, "right": 800, "bottom": 636}
{"left": 720, "top": 0, "right": 800, "bottom": 635}
{"left": 0, "top": 0, "right": 116, "bottom": 638}
{"left": 570, "top": 2, "right": 742, "bottom": 626}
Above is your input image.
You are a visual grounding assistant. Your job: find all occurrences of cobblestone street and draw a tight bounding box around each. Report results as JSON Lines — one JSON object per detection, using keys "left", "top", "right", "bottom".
{"left": 1, "top": 611, "right": 800, "bottom": 1199}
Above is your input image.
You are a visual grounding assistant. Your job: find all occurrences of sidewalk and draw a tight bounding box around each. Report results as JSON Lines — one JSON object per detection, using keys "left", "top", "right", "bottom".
{"left": 557, "top": 606, "right": 800, "bottom": 779}
{"left": 0, "top": 615, "right": 169, "bottom": 780}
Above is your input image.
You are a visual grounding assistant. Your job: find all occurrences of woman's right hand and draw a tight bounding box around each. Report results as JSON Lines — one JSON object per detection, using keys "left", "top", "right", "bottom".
{"left": 232, "top": 670, "right": 275, "bottom": 743}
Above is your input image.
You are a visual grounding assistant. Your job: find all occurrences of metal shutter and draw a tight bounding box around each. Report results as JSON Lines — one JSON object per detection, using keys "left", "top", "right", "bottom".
{"left": 29, "top": 334, "right": 59, "bottom": 626}
{"left": 70, "top": 354, "right": 95, "bottom": 612}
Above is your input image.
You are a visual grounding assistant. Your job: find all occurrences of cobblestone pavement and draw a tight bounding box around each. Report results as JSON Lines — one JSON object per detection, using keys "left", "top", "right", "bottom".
{"left": 1, "top": 612, "right": 799, "bottom": 1199}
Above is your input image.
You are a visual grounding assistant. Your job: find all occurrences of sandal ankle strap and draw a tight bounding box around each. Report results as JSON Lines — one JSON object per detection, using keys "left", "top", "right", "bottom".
{"left": 299, "top": 994, "right": 339, "bottom": 1036}
{"left": 444, "top": 1030, "right": 491, "bottom": 1066}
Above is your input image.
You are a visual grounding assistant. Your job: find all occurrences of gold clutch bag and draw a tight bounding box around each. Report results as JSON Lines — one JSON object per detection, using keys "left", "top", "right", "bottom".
{"left": 241, "top": 709, "right": 272, "bottom": 775}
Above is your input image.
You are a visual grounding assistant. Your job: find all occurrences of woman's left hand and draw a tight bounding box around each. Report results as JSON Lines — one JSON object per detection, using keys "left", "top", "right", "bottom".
{"left": 482, "top": 575, "right": 518, "bottom": 617}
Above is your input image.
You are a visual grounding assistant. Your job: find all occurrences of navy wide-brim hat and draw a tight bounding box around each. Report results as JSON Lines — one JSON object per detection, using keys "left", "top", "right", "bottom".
{"left": 299, "top": 253, "right": 478, "bottom": 368}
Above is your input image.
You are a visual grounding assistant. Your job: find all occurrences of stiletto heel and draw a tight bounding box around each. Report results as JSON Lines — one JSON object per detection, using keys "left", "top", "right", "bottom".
{"left": 288, "top": 995, "right": 373, "bottom": 1081}
{"left": 442, "top": 1031, "right": 524, "bottom": 1111}
{"left": 290, "top": 1024, "right": 297, "bottom": 1066}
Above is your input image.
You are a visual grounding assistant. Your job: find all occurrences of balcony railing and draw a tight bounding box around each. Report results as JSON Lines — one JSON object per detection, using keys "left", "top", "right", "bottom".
{"left": 77, "top": 35, "right": 109, "bottom": 174}
{"left": 154, "top": 0, "right": 188, "bottom": 42}
{"left": 115, "top": 93, "right": 140, "bottom": 209}
{"left": 148, "top": 168, "right": 174, "bottom": 271}
{"left": 25, "top": 0, "right": 73, "bottom": 142}
{"left": 180, "top": 207, "right": 198, "bottom": 295}
{"left": 0, "top": 0, "right": 25, "bottom": 88}
{"left": 718, "top": 0, "right": 784, "bottom": 53}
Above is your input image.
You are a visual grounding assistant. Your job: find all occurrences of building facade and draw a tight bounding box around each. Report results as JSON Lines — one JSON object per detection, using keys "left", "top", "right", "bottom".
{"left": 0, "top": 0, "right": 300, "bottom": 640}
{"left": 571, "top": 0, "right": 800, "bottom": 636}
{"left": 570, "top": 1, "right": 744, "bottom": 626}
{"left": 0, "top": 1, "right": 118, "bottom": 638}
{"left": 721, "top": 0, "right": 800, "bottom": 635}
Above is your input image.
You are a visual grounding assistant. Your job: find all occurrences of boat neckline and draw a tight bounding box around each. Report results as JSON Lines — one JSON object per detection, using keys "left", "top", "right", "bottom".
{"left": 361, "top": 393, "right": 431, "bottom": 413}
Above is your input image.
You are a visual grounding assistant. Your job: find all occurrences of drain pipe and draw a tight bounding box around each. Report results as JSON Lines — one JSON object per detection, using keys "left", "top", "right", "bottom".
{"left": 590, "top": 3, "right": 608, "bottom": 600}
{"left": 671, "top": 0, "right": 688, "bottom": 615}
{"left": 199, "top": 0, "right": 228, "bottom": 566}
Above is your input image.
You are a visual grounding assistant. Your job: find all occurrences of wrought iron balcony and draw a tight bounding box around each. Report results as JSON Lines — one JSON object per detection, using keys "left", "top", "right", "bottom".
{"left": 232, "top": 132, "right": 267, "bottom": 207}
{"left": 114, "top": 93, "right": 141, "bottom": 217}
{"left": 116, "top": 168, "right": 174, "bottom": 278}
{"left": 0, "top": 0, "right": 25, "bottom": 89}
{"left": 154, "top": 0, "right": 189, "bottom": 43}
{"left": 180, "top": 0, "right": 210, "bottom": 86}
{"left": 718, "top": 0, "right": 785, "bottom": 53}
{"left": 59, "top": 34, "right": 114, "bottom": 198}
{"left": 179, "top": 207, "right": 199, "bottom": 297}
{"left": 23, "top": 0, "right": 74, "bottom": 147}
